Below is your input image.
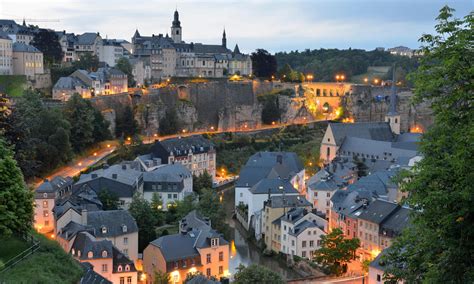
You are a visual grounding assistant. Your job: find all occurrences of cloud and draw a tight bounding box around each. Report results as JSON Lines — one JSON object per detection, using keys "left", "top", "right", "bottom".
{"left": 0, "top": 0, "right": 471, "bottom": 52}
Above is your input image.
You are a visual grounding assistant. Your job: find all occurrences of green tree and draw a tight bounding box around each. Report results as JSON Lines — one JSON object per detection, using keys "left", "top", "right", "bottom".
{"left": 128, "top": 193, "right": 158, "bottom": 252}
{"left": 251, "top": 49, "right": 277, "bottom": 78}
{"left": 233, "top": 264, "right": 285, "bottom": 284}
{"left": 153, "top": 270, "right": 170, "bottom": 284}
{"left": 115, "top": 57, "right": 135, "bottom": 87}
{"left": 115, "top": 105, "right": 138, "bottom": 138}
{"left": 151, "top": 192, "right": 165, "bottom": 225}
{"left": 261, "top": 98, "right": 281, "bottom": 125}
{"left": 384, "top": 7, "right": 474, "bottom": 283}
{"left": 197, "top": 188, "right": 227, "bottom": 234}
{"left": 158, "top": 107, "right": 181, "bottom": 136}
{"left": 31, "top": 29, "right": 63, "bottom": 65}
{"left": 0, "top": 138, "right": 33, "bottom": 236}
{"left": 193, "top": 170, "right": 212, "bottom": 195}
{"left": 91, "top": 107, "right": 111, "bottom": 142}
{"left": 73, "top": 53, "right": 99, "bottom": 72}
{"left": 175, "top": 194, "right": 196, "bottom": 220}
{"left": 313, "top": 228, "right": 360, "bottom": 276}
{"left": 63, "top": 94, "right": 95, "bottom": 152}
{"left": 97, "top": 189, "right": 120, "bottom": 210}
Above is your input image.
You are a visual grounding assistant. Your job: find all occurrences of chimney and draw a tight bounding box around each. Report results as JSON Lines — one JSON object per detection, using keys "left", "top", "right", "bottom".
{"left": 81, "top": 209, "right": 88, "bottom": 225}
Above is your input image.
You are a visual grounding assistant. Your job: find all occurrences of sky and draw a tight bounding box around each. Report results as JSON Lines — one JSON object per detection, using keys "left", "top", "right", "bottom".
{"left": 0, "top": 0, "right": 471, "bottom": 53}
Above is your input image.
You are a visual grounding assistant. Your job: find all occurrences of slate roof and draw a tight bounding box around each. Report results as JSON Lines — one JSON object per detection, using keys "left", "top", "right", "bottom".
{"left": 289, "top": 220, "right": 324, "bottom": 237}
{"left": 369, "top": 248, "right": 390, "bottom": 272}
{"left": 77, "top": 33, "right": 99, "bottom": 45}
{"left": 58, "top": 221, "right": 94, "bottom": 241}
{"left": 329, "top": 122, "right": 394, "bottom": 146}
{"left": 152, "top": 135, "right": 214, "bottom": 157}
{"left": 236, "top": 152, "right": 303, "bottom": 188}
{"left": 265, "top": 195, "right": 311, "bottom": 208}
{"left": 112, "top": 246, "right": 137, "bottom": 273}
{"left": 36, "top": 176, "right": 72, "bottom": 193}
{"left": 80, "top": 262, "right": 112, "bottom": 284}
{"left": 358, "top": 199, "right": 399, "bottom": 224}
{"left": 249, "top": 178, "right": 299, "bottom": 195}
{"left": 12, "top": 42, "right": 41, "bottom": 53}
{"left": 380, "top": 206, "right": 411, "bottom": 235}
{"left": 54, "top": 76, "right": 88, "bottom": 90}
{"left": 87, "top": 210, "right": 138, "bottom": 238}
{"left": 71, "top": 231, "right": 113, "bottom": 260}
{"left": 179, "top": 210, "right": 211, "bottom": 232}
{"left": 308, "top": 177, "right": 339, "bottom": 192}
{"left": 54, "top": 185, "right": 103, "bottom": 220}
{"left": 186, "top": 275, "right": 220, "bottom": 284}
{"left": 280, "top": 207, "right": 306, "bottom": 224}
{"left": 144, "top": 163, "right": 191, "bottom": 183}
{"left": 339, "top": 137, "right": 419, "bottom": 160}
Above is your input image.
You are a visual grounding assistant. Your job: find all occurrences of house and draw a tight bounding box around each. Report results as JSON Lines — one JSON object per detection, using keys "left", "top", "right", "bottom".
{"left": 101, "top": 38, "right": 125, "bottom": 67}
{"left": 0, "top": 19, "right": 34, "bottom": 44}
{"left": 143, "top": 210, "right": 229, "bottom": 284}
{"left": 75, "top": 32, "right": 103, "bottom": 59}
{"left": 235, "top": 152, "right": 306, "bottom": 236}
{"left": 368, "top": 248, "right": 404, "bottom": 284}
{"left": 262, "top": 195, "right": 311, "bottom": 253}
{"left": 11, "top": 42, "right": 44, "bottom": 80}
{"left": 80, "top": 262, "right": 112, "bottom": 284}
{"left": 70, "top": 231, "right": 138, "bottom": 284}
{"left": 52, "top": 76, "right": 91, "bottom": 101}
{"left": 73, "top": 164, "right": 144, "bottom": 209}
{"left": 142, "top": 163, "right": 193, "bottom": 209}
{"left": 0, "top": 32, "right": 12, "bottom": 75}
{"left": 150, "top": 135, "right": 216, "bottom": 178}
{"left": 34, "top": 176, "right": 73, "bottom": 234}
{"left": 279, "top": 208, "right": 327, "bottom": 259}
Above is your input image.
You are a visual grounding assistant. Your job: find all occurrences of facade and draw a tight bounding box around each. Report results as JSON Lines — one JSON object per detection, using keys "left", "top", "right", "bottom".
{"left": 75, "top": 32, "right": 103, "bottom": 59}
{"left": 143, "top": 210, "right": 229, "bottom": 284}
{"left": 262, "top": 195, "right": 311, "bottom": 253}
{"left": 11, "top": 42, "right": 44, "bottom": 80}
{"left": 150, "top": 135, "right": 216, "bottom": 178}
{"left": 0, "top": 20, "right": 34, "bottom": 45}
{"left": 131, "top": 10, "right": 252, "bottom": 80}
{"left": 129, "top": 57, "right": 151, "bottom": 86}
{"left": 101, "top": 39, "right": 125, "bottom": 66}
{"left": 387, "top": 46, "right": 416, "bottom": 57}
{"left": 34, "top": 176, "right": 73, "bottom": 233}
{"left": 0, "top": 33, "right": 12, "bottom": 75}
{"left": 142, "top": 163, "right": 193, "bottom": 208}
{"left": 279, "top": 208, "right": 327, "bottom": 259}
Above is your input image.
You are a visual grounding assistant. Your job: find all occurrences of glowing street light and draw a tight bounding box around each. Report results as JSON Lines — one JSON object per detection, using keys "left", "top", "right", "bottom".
{"left": 107, "top": 144, "right": 111, "bottom": 148}
{"left": 364, "top": 77, "right": 369, "bottom": 83}
{"left": 182, "top": 129, "right": 187, "bottom": 133}
{"left": 93, "top": 152, "right": 98, "bottom": 157}
{"left": 127, "top": 137, "right": 131, "bottom": 141}
{"left": 374, "top": 78, "right": 380, "bottom": 84}
{"left": 272, "top": 121, "right": 276, "bottom": 125}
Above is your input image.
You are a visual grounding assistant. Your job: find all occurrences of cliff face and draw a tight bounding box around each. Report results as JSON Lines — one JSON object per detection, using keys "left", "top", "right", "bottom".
{"left": 89, "top": 81, "right": 433, "bottom": 135}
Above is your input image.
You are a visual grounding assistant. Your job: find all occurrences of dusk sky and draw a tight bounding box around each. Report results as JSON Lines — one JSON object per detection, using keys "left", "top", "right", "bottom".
{"left": 0, "top": 0, "right": 471, "bottom": 53}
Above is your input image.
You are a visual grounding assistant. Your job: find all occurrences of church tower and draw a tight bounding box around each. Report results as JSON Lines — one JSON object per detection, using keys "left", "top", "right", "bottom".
{"left": 222, "top": 29, "right": 227, "bottom": 48}
{"left": 385, "top": 65, "right": 401, "bottom": 134}
{"left": 171, "top": 10, "right": 182, "bottom": 43}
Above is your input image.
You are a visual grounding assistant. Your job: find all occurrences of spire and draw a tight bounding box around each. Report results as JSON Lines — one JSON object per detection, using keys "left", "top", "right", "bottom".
{"left": 388, "top": 64, "right": 398, "bottom": 115}
{"left": 22, "top": 18, "right": 26, "bottom": 26}
{"left": 172, "top": 9, "right": 181, "bottom": 27}
{"left": 233, "top": 44, "right": 240, "bottom": 54}
{"left": 133, "top": 29, "right": 140, "bottom": 38}
{"left": 222, "top": 28, "right": 227, "bottom": 48}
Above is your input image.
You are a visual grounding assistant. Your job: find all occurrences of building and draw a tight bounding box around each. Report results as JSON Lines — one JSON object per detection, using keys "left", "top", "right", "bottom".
{"left": 142, "top": 163, "right": 193, "bottom": 209}
{"left": 34, "top": 176, "right": 73, "bottom": 234}
{"left": 0, "top": 19, "right": 34, "bottom": 44}
{"left": 11, "top": 42, "right": 44, "bottom": 80}
{"left": 368, "top": 248, "right": 404, "bottom": 284}
{"left": 150, "top": 135, "right": 216, "bottom": 178}
{"left": 262, "top": 195, "right": 311, "bottom": 253}
{"left": 56, "top": 31, "right": 78, "bottom": 62}
{"left": 101, "top": 39, "right": 125, "bottom": 67}
{"left": 279, "top": 208, "right": 327, "bottom": 259}
{"left": 73, "top": 164, "right": 144, "bottom": 209}
{"left": 0, "top": 32, "right": 12, "bottom": 75}
{"left": 52, "top": 76, "right": 91, "bottom": 101}
{"left": 70, "top": 231, "right": 138, "bottom": 284}
{"left": 131, "top": 10, "right": 252, "bottom": 80}
{"left": 129, "top": 57, "right": 151, "bottom": 86}
{"left": 387, "top": 46, "right": 416, "bottom": 57}
{"left": 143, "top": 210, "right": 229, "bottom": 284}
{"left": 75, "top": 32, "right": 103, "bottom": 59}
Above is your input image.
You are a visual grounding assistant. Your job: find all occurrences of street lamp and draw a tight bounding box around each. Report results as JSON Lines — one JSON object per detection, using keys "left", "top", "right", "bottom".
{"left": 364, "top": 77, "right": 369, "bottom": 84}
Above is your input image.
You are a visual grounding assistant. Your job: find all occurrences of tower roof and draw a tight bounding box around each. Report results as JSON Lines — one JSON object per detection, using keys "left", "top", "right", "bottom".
{"left": 133, "top": 29, "right": 140, "bottom": 38}
{"left": 233, "top": 44, "right": 240, "bottom": 54}
{"left": 172, "top": 10, "right": 181, "bottom": 27}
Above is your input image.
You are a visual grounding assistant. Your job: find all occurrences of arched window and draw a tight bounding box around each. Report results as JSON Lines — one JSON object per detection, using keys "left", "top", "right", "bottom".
{"left": 43, "top": 193, "right": 48, "bottom": 198}
{"left": 71, "top": 248, "right": 75, "bottom": 256}
{"left": 327, "top": 147, "right": 330, "bottom": 157}
{"left": 88, "top": 251, "right": 93, "bottom": 258}
{"left": 395, "top": 118, "right": 398, "bottom": 123}
{"left": 122, "top": 225, "right": 127, "bottom": 233}
{"left": 102, "top": 250, "right": 108, "bottom": 258}
{"left": 101, "top": 226, "right": 107, "bottom": 234}
{"left": 117, "top": 265, "right": 123, "bottom": 272}
{"left": 125, "top": 265, "right": 130, "bottom": 271}
{"left": 78, "top": 250, "right": 81, "bottom": 257}
{"left": 388, "top": 118, "right": 391, "bottom": 123}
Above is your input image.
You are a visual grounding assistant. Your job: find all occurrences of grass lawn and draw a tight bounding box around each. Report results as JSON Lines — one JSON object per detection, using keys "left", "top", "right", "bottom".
{"left": 0, "top": 235, "right": 30, "bottom": 263}
{"left": 0, "top": 232, "right": 83, "bottom": 283}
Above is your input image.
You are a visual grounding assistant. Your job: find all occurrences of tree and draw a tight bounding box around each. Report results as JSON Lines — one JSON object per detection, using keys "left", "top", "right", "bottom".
{"left": 63, "top": 94, "right": 95, "bottom": 152}
{"left": 233, "top": 264, "right": 285, "bottom": 284}
{"left": 153, "top": 270, "right": 170, "bottom": 284}
{"left": 97, "top": 189, "right": 120, "bottom": 210}
{"left": 261, "top": 98, "right": 281, "bottom": 125}
{"left": 73, "top": 53, "right": 99, "bottom": 72}
{"left": 158, "top": 107, "right": 180, "bottom": 136}
{"left": 384, "top": 7, "right": 474, "bottom": 283}
{"left": 115, "top": 105, "right": 138, "bottom": 138}
{"left": 91, "top": 106, "right": 111, "bottom": 143}
{"left": 251, "top": 49, "right": 277, "bottom": 78}
{"left": 192, "top": 170, "right": 212, "bottom": 195}
{"left": 175, "top": 194, "right": 196, "bottom": 220}
{"left": 0, "top": 138, "right": 33, "bottom": 236}
{"left": 197, "top": 188, "right": 227, "bottom": 234}
{"left": 115, "top": 57, "right": 135, "bottom": 87}
{"left": 31, "top": 29, "right": 63, "bottom": 65}
{"left": 313, "top": 228, "right": 360, "bottom": 276}
{"left": 128, "top": 193, "right": 158, "bottom": 252}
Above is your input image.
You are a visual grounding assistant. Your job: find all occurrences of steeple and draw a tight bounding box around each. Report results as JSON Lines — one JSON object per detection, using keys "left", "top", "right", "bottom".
{"left": 233, "top": 44, "right": 240, "bottom": 54}
{"left": 171, "top": 9, "right": 182, "bottom": 43}
{"left": 222, "top": 28, "right": 227, "bottom": 48}
{"left": 385, "top": 64, "right": 401, "bottom": 134}
{"left": 172, "top": 9, "right": 181, "bottom": 27}
{"left": 133, "top": 29, "right": 140, "bottom": 38}
{"left": 22, "top": 18, "right": 26, "bottom": 26}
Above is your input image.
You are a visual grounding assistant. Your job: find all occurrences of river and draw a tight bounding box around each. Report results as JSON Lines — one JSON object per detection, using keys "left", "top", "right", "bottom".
{"left": 221, "top": 186, "right": 303, "bottom": 280}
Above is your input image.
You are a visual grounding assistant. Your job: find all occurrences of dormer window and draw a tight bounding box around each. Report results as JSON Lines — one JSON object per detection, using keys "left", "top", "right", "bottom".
{"left": 211, "top": 238, "right": 219, "bottom": 247}
{"left": 43, "top": 193, "right": 48, "bottom": 198}
{"left": 125, "top": 265, "right": 130, "bottom": 271}
{"left": 72, "top": 248, "right": 75, "bottom": 256}
{"left": 78, "top": 250, "right": 81, "bottom": 257}
{"left": 102, "top": 250, "right": 108, "bottom": 257}
{"left": 118, "top": 265, "right": 123, "bottom": 272}
{"left": 102, "top": 226, "right": 107, "bottom": 234}
{"left": 88, "top": 251, "right": 93, "bottom": 258}
{"left": 122, "top": 225, "right": 127, "bottom": 233}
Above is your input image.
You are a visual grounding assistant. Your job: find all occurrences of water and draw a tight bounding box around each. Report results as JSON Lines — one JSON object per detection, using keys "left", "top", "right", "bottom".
{"left": 221, "top": 186, "right": 302, "bottom": 280}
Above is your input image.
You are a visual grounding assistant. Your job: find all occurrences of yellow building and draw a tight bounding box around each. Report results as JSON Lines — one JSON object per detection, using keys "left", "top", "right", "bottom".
{"left": 143, "top": 210, "right": 229, "bottom": 284}
{"left": 12, "top": 42, "right": 44, "bottom": 80}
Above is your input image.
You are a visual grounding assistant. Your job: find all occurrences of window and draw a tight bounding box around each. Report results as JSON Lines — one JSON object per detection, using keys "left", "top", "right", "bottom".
{"left": 302, "top": 251, "right": 306, "bottom": 258}
{"left": 327, "top": 192, "right": 331, "bottom": 198}
{"left": 123, "top": 237, "right": 128, "bottom": 245}
{"left": 219, "top": 251, "right": 224, "bottom": 261}
{"left": 206, "top": 268, "right": 211, "bottom": 277}
{"left": 291, "top": 240, "right": 295, "bottom": 246}
{"left": 102, "top": 250, "right": 108, "bottom": 257}
{"left": 118, "top": 265, "right": 123, "bottom": 272}
{"left": 43, "top": 193, "right": 47, "bottom": 198}
{"left": 308, "top": 230, "right": 311, "bottom": 235}
{"left": 182, "top": 259, "right": 187, "bottom": 268}
{"left": 127, "top": 276, "right": 132, "bottom": 284}
{"left": 168, "top": 193, "right": 172, "bottom": 199}
{"left": 125, "top": 265, "right": 130, "bottom": 271}
{"left": 43, "top": 210, "right": 49, "bottom": 217}
{"left": 377, "top": 274, "right": 381, "bottom": 282}
{"left": 122, "top": 225, "right": 127, "bottom": 233}
{"left": 120, "top": 277, "right": 125, "bottom": 284}
{"left": 219, "top": 266, "right": 223, "bottom": 275}
{"left": 211, "top": 238, "right": 219, "bottom": 247}
{"left": 302, "top": 241, "right": 307, "bottom": 248}
{"left": 102, "top": 264, "right": 107, "bottom": 272}
{"left": 43, "top": 200, "right": 48, "bottom": 208}
{"left": 309, "top": 240, "right": 314, "bottom": 247}
{"left": 206, "top": 253, "right": 211, "bottom": 264}
{"left": 102, "top": 226, "right": 107, "bottom": 234}
{"left": 124, "top": 249, "right": 128, "bottom": 255}
{"left": 173, "top": 194, "right": 178, "bottom": 199}
{"left": 88, "top": 251, "right": 93, "bottom": 258}
{"left": 327, "top": 147, "right": 330, "bottom": 157}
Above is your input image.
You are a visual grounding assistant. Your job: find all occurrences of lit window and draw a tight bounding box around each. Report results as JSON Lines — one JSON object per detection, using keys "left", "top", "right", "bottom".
{"left": 102, "top": 250, "right": 108, "bottom": 257}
